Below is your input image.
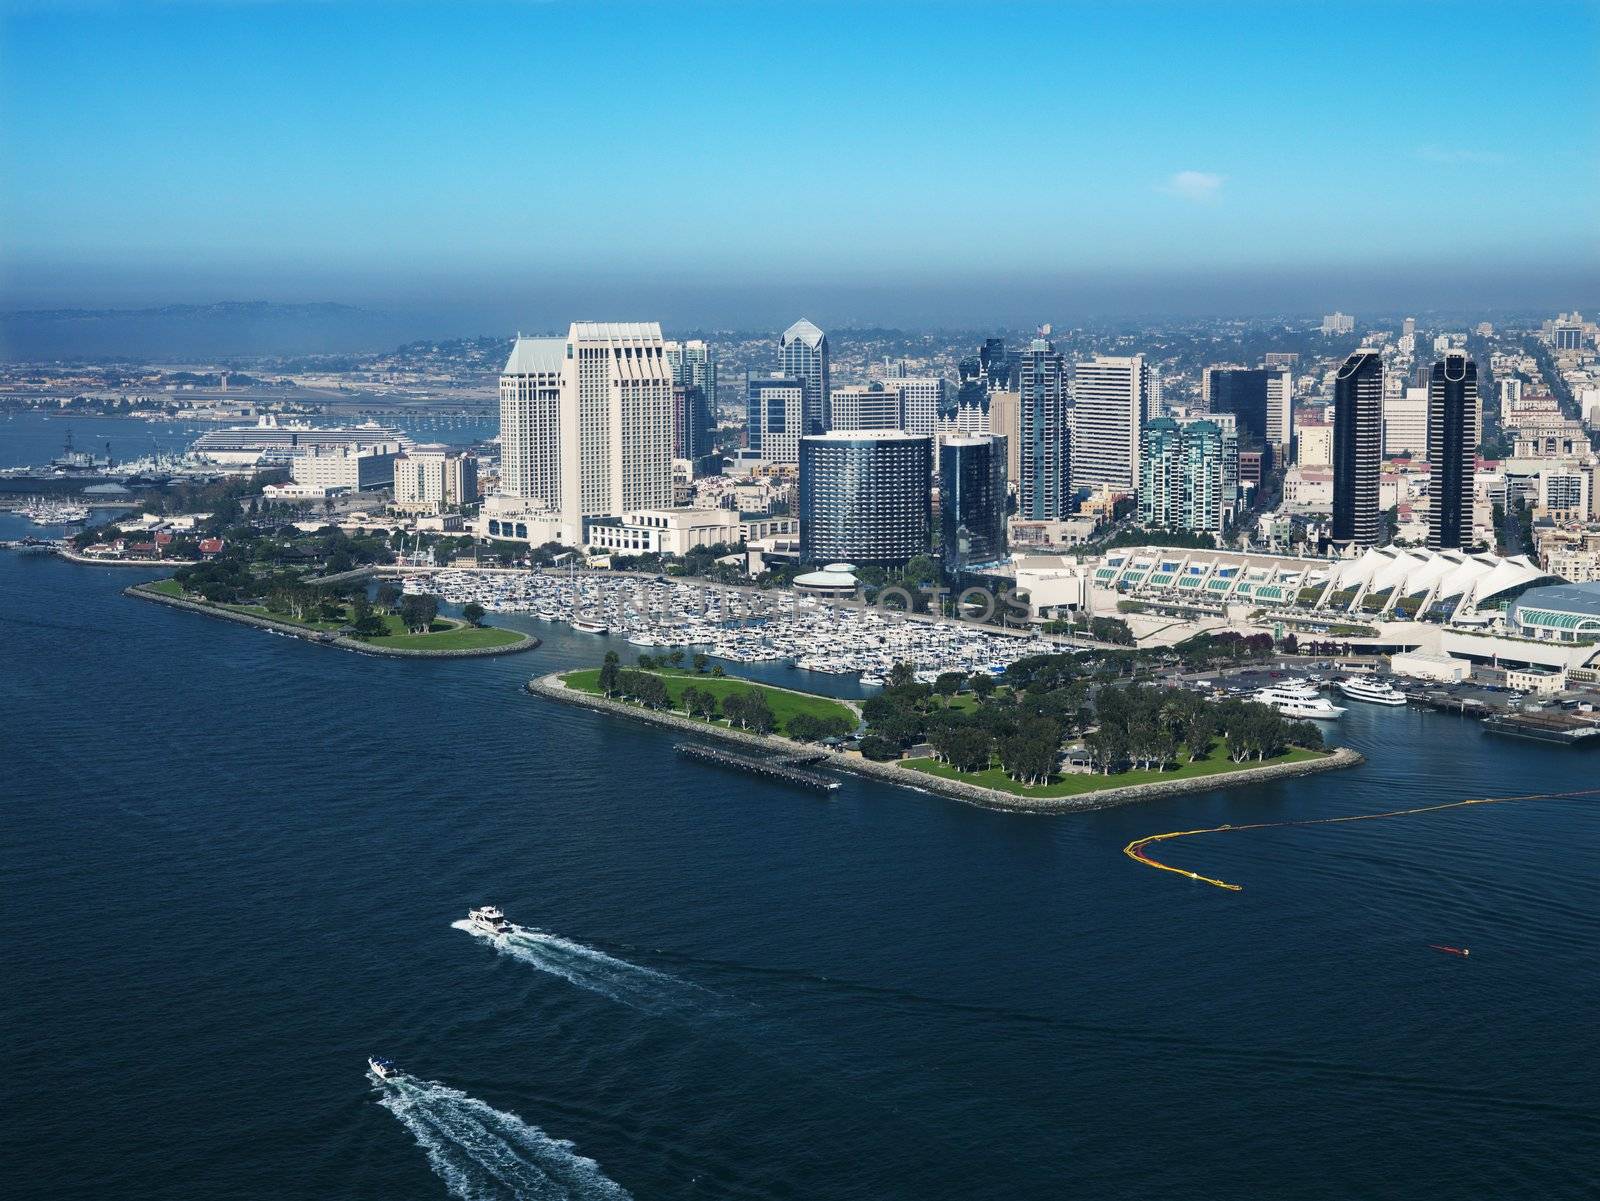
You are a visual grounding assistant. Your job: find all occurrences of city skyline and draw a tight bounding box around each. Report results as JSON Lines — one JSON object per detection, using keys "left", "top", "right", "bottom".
{"left": 2, "top": 1, "right": 1597, "bottom": 323}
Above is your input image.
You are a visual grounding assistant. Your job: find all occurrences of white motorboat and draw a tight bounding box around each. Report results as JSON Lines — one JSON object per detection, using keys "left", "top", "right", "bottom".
{"left": 1336, "top": 676, "right": 1407, "bottom": 706}
{"left": 571, "top": 618, "right": 609, "bottom": 634}
{"left": 467, "top": 905, "right": 514, "bottom": 936}
{"left": 368, "top": 1056, "right": 400, "bottom": 1080}
{"left": 1251, "top": 687, "right": 1346, "bottom": 720}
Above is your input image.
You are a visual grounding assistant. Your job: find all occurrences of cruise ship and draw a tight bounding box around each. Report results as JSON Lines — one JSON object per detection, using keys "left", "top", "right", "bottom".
{"left": 1335, "top": 676, "right": 1407, "bottom": 706}
{"left": 1252, "top": 684, "right": 1347, "bottom": 720}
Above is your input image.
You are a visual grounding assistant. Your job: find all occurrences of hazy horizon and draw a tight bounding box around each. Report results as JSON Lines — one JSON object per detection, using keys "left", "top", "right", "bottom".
{"left": 4, "top": 0, "right": 1596, "bottom": 331}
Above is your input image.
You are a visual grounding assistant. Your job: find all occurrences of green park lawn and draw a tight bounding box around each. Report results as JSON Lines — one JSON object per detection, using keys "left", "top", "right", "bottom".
{"left": 562, "top": 667, "right": 857, "bottom": 738}
{"left": 902, "top": 740, "right": 1324, "bottom": 798}
{"left": 145, "top": 583, "right": 522, "bottom": 649}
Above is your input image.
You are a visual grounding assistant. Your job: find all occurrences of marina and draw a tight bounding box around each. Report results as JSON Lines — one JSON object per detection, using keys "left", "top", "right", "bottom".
{"left": 400, "top": 567, "right": 1076, "bottom": 680}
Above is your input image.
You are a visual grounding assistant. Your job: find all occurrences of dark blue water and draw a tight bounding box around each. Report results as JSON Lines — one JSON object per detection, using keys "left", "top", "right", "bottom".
{"left": 5, "top": 523, "right": 1599, "bottom": 1200}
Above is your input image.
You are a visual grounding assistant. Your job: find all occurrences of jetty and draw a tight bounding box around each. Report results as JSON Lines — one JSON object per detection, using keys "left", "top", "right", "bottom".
{"left": 674, "top": 743, "right": 840, "bottom": 792}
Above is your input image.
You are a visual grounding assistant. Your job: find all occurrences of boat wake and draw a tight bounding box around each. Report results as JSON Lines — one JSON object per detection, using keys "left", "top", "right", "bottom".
{"left": 373, "top": 1071, "right": 632, "bottom": 1200}
{"left": 451, "top": 921, "right": 718, "bottom": 1016}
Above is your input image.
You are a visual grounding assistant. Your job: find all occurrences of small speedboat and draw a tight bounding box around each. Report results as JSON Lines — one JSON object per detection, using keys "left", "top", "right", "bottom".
{"left": 468, "top": 905, "right": 514, "bottom": 936}
{"left": 368, "top": 1056, "right": 400, "bottom": 1080}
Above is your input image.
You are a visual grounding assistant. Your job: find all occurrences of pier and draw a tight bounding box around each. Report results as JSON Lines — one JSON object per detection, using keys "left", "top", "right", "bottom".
{"left": 674, "top": 743, "right": 840, "bottom": 792}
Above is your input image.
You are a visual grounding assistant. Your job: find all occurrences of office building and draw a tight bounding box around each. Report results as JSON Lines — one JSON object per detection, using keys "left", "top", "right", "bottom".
{"left": 828, "top": 383, "right": 901, "bottom": 432}
{"left": 1072, "top": 354, "right": 1147, "bottom": 492}
{"left": 880, "top": 376, "right": 948, "bottom": 439}
{"left": 1139, "top": 417, "right": 1236, "bottom": 532}
{"left": 779, "top": 318, "right": 830, "bottom": 434}
{"left": 1427, "top": 351, "right": 1478, "bottom": 551}
{"left": 987, "top": 388, "right": 1022, "bottom": 484}
{"left": 1202, "top": 367, "right": 1290, "bottom": 449}
{"left": 798, "top": 430, "right": 931, "bottom": 566}
{"left": 664, "top": 339, "right": 717, "bottom": 407}
{"left": 939, "top": 435, "right": 1007, "bottom": 575}
{"left": 1383, "top": 388, "right": 1429, "bottom": 457}
{"left": 745, "top": 376, "right": 805, "bottom": 463}
{"left": 1331, "top": 348, "right": 1384, "bottom": 548}
{"left": 1321, "top": 312, "right": 1356, "bottom": 335}
{"left": 671, "top": 384, "right": 716, "bottom": 465}
{"left": 980, "top": 338, "right": 1018, "bottom": 390}
{"left": 394, "top": 445, "right": 478, "bottom": 513}
{"left": 1017, "top": 339, "right": 1070, "bottom": 519}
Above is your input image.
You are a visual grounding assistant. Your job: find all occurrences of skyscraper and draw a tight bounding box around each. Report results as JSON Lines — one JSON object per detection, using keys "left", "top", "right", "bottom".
{"left": 745, "top": 376, "right": 805, "bottom": 462}
{"left": 1072, "top": 354, "right": 1147, "bottom": 493}
{"left": 1331, "top": 348, "right": 1384, "bottom": 548}
{"left": 798, "top": 430, "right": 932, "bottom": 566}
{"left": 1017, "top": 338, "right": 1069, "bottom": 519}
{"left": 779, "top": 318, "right": 830, "bottom": 434}
{"left": 560, "top": 322, "right": 675, "bottom": 537}
{"left": 940, "top": 435, "right": 1007, "bottom": 576}
{"left": 665, "top": 339, "right": 717, "bottom": 466}
{"left": 1427, "top": 351, "right": 1478, "bottom": 551}
{"left": 829, "top": 383, "right": 901, "bottom": 432}
{"left": 499, "top": 322, "right": 675, "bottom": 544}
{"left": 499, "top": 335, "right": 566, "bottom": 511}
{"left": 881, "top": 376, "right": 947, "bottom": 438}
{"left": 1139, "top": 417, "right": 1236, "bottom": 533}
{"left": 1202, "top": 366, "right": 1291, "bottom": 452}
{"left": 987, "top": 386, "right": 1022, "bottom": 486}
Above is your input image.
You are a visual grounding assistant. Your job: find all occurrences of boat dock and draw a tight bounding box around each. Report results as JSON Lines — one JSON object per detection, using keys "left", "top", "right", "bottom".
{"left": 1481, "top": 712, "right": 1600, "bottom": 746}
{"left": 674, "top": 743, "right": 840, "bottom": 791}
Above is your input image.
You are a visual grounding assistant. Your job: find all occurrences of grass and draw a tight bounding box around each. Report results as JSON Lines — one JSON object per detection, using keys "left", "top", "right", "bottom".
{"left": 149, "top": 584, "right": 523, "bottom": 649}
{"left": 562, "top": 667, "right": 857, "bottom": 738}
{"left": 902, "top": 740, "right": 1324, "bottom": 798}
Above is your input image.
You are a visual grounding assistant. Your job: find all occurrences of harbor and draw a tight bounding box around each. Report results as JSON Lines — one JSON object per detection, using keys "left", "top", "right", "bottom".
{"left": 402, "top": 566, "right": 1075, "bottom": 682}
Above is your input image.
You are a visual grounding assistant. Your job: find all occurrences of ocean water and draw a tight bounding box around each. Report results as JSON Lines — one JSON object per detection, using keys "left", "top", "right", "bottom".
{"left": 4, "top": 524, "right": 1600, "bottom": 1200}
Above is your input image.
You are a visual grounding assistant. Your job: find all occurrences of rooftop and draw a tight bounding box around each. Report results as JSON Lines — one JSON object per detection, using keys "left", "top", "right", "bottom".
{"left": 1511, "top": 581, "right": 1600, "bottom": 620}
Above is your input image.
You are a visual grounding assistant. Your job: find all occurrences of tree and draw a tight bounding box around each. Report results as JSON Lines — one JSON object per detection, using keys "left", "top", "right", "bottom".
{"left": 934, "top": 672, "right": 966, "bottom": 702}
{"left": 969, "top": 673, "right": 997, "bottom": 700}
{"left": 887, "top": 661, "right": 918, "bottom": 689}
{"left": 692, "top": 653, "right": 709, "bottom": 674}
{"left": 859, "top": 734, "right": 901, "bottom": 761}
{"left": 462, "top": 602, "right": 486, "bottom": 628}
{"left": 398, "top": 594, "right": 438, "bottom": 634}
{"left": 598, "top": 659, "right": 620, "bottom": 696}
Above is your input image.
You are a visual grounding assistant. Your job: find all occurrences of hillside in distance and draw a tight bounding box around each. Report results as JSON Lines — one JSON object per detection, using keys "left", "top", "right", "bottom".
{"left": 0, "top": 301, "right": 447, "bottom": 361}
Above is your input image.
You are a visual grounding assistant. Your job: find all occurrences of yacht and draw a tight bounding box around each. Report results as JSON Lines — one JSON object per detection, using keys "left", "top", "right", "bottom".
{"left": 570, "top": 617, "right": 609, "bottom": 634}
{"left": 467, "top": 905, "right": 514, "bottom": 936}
{"left": 1252, "top": 686, "right": 1347, "bottom": 720}
{"left": 368, "top": 1056, "right": 400, "bottom": 1080}
{"left": 1336, "top": 676, "right": 1407, "bottom": 706}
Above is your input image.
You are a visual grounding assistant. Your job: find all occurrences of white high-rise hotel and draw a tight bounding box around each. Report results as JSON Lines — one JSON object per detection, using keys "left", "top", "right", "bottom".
{"left": 1072, "top": 354, "right": 1149, "bottom": 492}
{"left": 497, "top": 322, "right": 675, "bottom": 544}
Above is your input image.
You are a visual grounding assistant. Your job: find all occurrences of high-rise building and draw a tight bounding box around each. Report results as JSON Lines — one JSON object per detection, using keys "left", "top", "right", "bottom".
{"left": 559, "top": 322, "right": 675, "bottom": 538}
{"left": 881, "top": 376, "right": 948, "bottom": 438}
{"left": 1139, "top": 417, "right": 1236, "bottom": 532}
{"left": 665, "top": 339, "right": 717, "bottom": 466}
{"left": 987, "top": 387, "right": 1022, "bottom": 486}
{"left": 1427, "top": 351, "right": 1478, "bottom": 551}
{"left": 499, "top": 336, "right": 566, "bottom": 510}
{"left": 1017, "top": 339, "right": 1070, "bottom": 519}
{"left": 828, "top": 383, "right": 902, "bottom": 432}
{"left": 746, "top": 376, "right": 805, "bottom": 462}
{"left": 798, "top": 430, "right": 932, "bottom": 566}
{"left": 1321, "top": 312, "right": 1356, "bottom": 334}
{"left": 1266, "top": 370, "right": 1294, "bottom": 452}
{"left": 1331, "top": 348, "right": 1384, "bottom": 548}
{"left": 979, "top": 338, "right": 1018, "bottom": 391}
{"left": 394, "top": 445, "right": 478, "bottom": 513}
{"left": 939, "top": 435, "right": 1007, "bottom": 576}
{"left": 664, "top": 339, "right": 717, "bottom": 407}
{"left": 1403, "top": 316, "right": 1417, "bottom": 338}
{"left": 1383, "top": 388, "right": 1429, "bottom": 457}
{"left": 779, "top": 319, "right": 830, "bottom": 434}
{"left": 1072, "top": 354, "right": 1147, "bottom": 493}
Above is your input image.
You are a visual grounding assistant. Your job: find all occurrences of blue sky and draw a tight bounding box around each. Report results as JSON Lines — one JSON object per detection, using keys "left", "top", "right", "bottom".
{"left": 2, "top": 0, "right": 1596, "bottom": 322}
